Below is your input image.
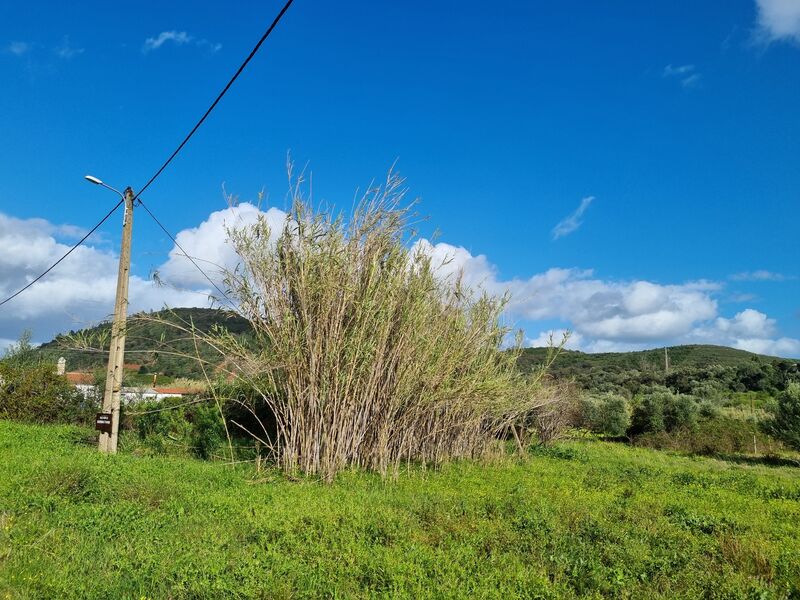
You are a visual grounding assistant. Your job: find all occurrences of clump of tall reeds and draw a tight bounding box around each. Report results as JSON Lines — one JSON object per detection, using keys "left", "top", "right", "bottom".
{"left": 212, "top": 170, "right": 554, "bottom": 480}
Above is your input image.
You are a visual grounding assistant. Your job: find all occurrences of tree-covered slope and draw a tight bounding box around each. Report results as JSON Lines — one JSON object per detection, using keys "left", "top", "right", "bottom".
{"left": 519, "top": 344, "right": 799, "bottom": 397}
{"left": 520, "top": 344, "right": 796, "bottom": 375}
{"left": 37, "top": 307, "right": 253, "bottom": 378}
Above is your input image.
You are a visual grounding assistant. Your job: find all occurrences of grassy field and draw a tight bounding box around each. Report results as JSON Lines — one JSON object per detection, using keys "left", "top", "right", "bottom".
{"left": 1, "top": 421, "right": 799, "bottom": 599}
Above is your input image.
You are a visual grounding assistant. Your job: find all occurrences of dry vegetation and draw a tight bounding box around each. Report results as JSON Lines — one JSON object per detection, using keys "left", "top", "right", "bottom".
{"left": 180, "top": 170, "right": 563, "bottom": 480}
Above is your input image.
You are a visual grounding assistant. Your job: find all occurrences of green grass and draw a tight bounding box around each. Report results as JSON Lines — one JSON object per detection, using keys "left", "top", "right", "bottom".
{"left": 1, "top": 420, "right": 799, "bottom": 599}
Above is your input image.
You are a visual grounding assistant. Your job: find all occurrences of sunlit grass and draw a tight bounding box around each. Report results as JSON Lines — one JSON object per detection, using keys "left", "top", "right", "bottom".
{"left": 1, "top": 420, "right": 798, "bottom": 598}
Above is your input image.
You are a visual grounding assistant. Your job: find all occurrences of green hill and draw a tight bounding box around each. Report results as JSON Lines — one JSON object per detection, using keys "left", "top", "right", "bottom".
{"left": 38, "top": 307, "right": 253, "bottom": 378}
{"left": 39, "top": 308, "right": 799, "bottom": 393}
{"left": 519, "top": 344, "right": 799, "bottom": 397}
{"left": 519, "top": 344, "right": 797, "bottom": 375}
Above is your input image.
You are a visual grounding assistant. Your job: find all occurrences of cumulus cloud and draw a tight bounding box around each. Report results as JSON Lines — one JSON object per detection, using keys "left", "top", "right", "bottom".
{"left": 0, "top": 211, "right": 203, "bottom": 346}
{"left": 416, "top": 239, "right": 799, "bottom": 357}
{"left": 663, "top": 64, "right": 701, "bottom": 88}
{"left": 755, "top": 0, "right": 800, "bottom": 44}
{"left": 158, "top": 203, "right": 288, "bottom": 288}
{"left": 2, "top": 205, "right": 798, "bottom": 359}
{"left": 142, "top": 31, "right": 222, "bottom": 53}
{"left": 551, "top": 196, "right": 594, "bottom": 240}
{"left": 690, "top": 309, "right": 800, "bottom": 356}
{"left": 527, "top": 329, "right": 584, "bottom": 351}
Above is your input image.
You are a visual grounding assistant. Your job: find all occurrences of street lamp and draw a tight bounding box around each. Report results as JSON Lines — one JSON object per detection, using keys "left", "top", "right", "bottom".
{"left": 84, "top": 175, "right": 124, "bottom": 199}
{"left": 85, "top": 175, "right": 135, "bottom": 454}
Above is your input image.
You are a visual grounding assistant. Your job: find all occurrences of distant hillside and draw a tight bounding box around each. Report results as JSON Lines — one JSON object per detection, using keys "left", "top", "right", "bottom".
{"left": 38, "top": 307, "right": 253, "bottom": 378}
{"left": 518, "top": 344, "right": 799, "bottom": 397}
{"left": 519, "top": 344, "right": 796, "bottom": 375}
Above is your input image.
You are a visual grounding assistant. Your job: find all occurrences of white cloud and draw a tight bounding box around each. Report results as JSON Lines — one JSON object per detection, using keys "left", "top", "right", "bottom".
{"left": 416, "top": 240, "right": 799, "bottom": 357}
{"left": 663, "top": 64, "right": 701, "bottom": 88}
{"left": 733, "top": 336, "right": 800, "bottom": 356}
{"left": 142, "top": 31, "right": 221, "bottom": 54}
{"left": 755, "top": 0, "right": 800, "bottom": 44}
{"left": 527, "top": 329, "right": 583, "bottom": 351}
{"left": 2, "top": 205, "right": 798, "bottom": 359}
{"left": 6, "top": 41, "right": 30, "bottom": 56}
{"left": 715, "top": 308, "right": 775, "bottom": 338}
{"left": 0, "top": 211, "right": 202, "bottom": 345}
{"left": 551, "top": 196, "right": 594, "bottom": 240}
{"left": 730, "top": 270, "right": 794, "bottom": 281}
{"left": 158, "top": 203, "right": 288, "bottom": 288}
{"left": 55, "top": 37, "right": 84, "bottom": 59}
{"left": 143, "top": 31, "right": 192, "bottom": 52}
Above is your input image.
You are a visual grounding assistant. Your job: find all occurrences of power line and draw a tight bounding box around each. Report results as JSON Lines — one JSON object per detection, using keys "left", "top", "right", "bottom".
{"left": 134, "top": 0, "right": 295, "bottom": 201}
{"left": 131, "top": 0, "right": 295, "bottom": 306}
{"left": 0, "top": 199, "right": 124, "bottom": 308}
{"left": 0, "top": 1, "right": 294, "bottom": 310}
{"left": 137, "top": 199, "right": 233, "bottom": 305}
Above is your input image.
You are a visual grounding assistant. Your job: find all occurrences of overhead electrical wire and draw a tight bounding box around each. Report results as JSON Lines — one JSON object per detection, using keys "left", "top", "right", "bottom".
{"left": 0, "top": 0, "right": 295, "bottom": 309}
{"left": 137, "top": 199, "right": 233, "bottom": 305}
{"left": 134, "top": 0, "right": 295, "bottom": 201}
{"left": 0, "top": 199, "right": 125, "bottom": 308}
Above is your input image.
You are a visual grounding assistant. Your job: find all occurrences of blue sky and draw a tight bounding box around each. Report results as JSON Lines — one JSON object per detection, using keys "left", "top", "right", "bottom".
{"left": 0, "top": 0, "right": 798, "bottom": 356}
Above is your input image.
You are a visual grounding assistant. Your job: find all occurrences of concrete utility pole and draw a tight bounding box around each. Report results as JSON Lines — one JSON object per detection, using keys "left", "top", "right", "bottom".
{"left": 97, "top": 186, "right": 135, "bottom": 453}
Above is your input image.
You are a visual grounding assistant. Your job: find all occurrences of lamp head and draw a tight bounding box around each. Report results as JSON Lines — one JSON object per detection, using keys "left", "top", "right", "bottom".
{"left": 84, "top": 175, "right": 103, "bottom": 185}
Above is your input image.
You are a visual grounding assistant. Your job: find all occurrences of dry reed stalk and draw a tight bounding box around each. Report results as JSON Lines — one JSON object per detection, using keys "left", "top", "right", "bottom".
{"left": 155, "top": 169, "right": 564, "bottom": 480}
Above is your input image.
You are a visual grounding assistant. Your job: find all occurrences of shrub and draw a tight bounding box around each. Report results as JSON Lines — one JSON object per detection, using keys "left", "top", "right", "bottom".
{"left": 663, "top": 393, "right": 698, "bottom": 431}
{"left": 125, "top": 396, "right": 232, "bottom": 459}
{"left": 630, "top": 389, "right": 698, "bottom": 435}
{"left": 635, "top": 415, "right": 782, "bottom": 456}
{"left": 528, "top": 381, "right": 579, "bottom": 446}
{"left": 761, "top": 383, "right": 800, "bottom": 450}
{"left": 697, "top": 400, "right": 720, "bottom": 420}
{"left": 0, "top": 362, "right": 92, "bottom": 424}
{"left": 580, "top": 393, "right": 630, "bottom": 436}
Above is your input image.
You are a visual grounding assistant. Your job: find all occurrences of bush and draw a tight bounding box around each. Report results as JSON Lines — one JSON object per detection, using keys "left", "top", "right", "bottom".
{"left": 630, "top": 389, "right": 698, "bottom": 435}
{"left": 580, "top": 393, "right": 630, "bottom": 436}
{"left": 663, "top": 393, "right": 698, "bottom": 431}
{"left": 0, "top": 362, "right": 92, "bottom": 424}
{"left": 635, "top": 415, "right": 783, "bottom": 456}
{"left": 762, "top": 383, "right": 800, "bottom": 450}
{"left": 528, "top": 381, "right": 579, "bottom": 446}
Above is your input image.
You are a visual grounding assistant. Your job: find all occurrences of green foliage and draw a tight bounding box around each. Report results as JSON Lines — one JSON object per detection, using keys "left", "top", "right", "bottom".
{"left": 1, "top": 420, "right": 799, "bottom": 598}
{"left": 37, "top": 308, "right": 253, "bottom": 377}
{"left": 630, "top": 389, "right": 699, "bottom": 436}
{"left": 0, "top": 360, "right": 92, "bottom": 425}
{"left": 635, "top": 415, "right": 784, "bottom": 457}
{"left": 580, "top": 393, "right": 630, "bottom": 436}
{"left": 762, "top": 383, "right": 800, "bottom": 450}
{"left": 663, "top": 392, "right": 698, "bottom": 432}
{"left": 2, "top": 330, "right": 39, "bottom": 368}
{"left": 124, "top": 396, "right": 233, "bottom": 460}
{"left": 519, "top": 345, "right": 799, "bottom": 400}
{"left": 191, "top": 403, "right": 229, "bottom": 460}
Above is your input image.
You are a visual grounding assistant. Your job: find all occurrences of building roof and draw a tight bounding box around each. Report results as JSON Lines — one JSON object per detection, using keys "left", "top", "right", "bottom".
{"left": 153, "top": 387, "right": 196, "bottom": 395}
{"left": 65, "top": 372, "right": 94, "bottom": 385}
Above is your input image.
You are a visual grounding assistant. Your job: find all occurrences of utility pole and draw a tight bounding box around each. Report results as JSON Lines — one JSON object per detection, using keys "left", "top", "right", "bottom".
{"left": 98, "top": 187, "right": 134, "bottom": 453}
